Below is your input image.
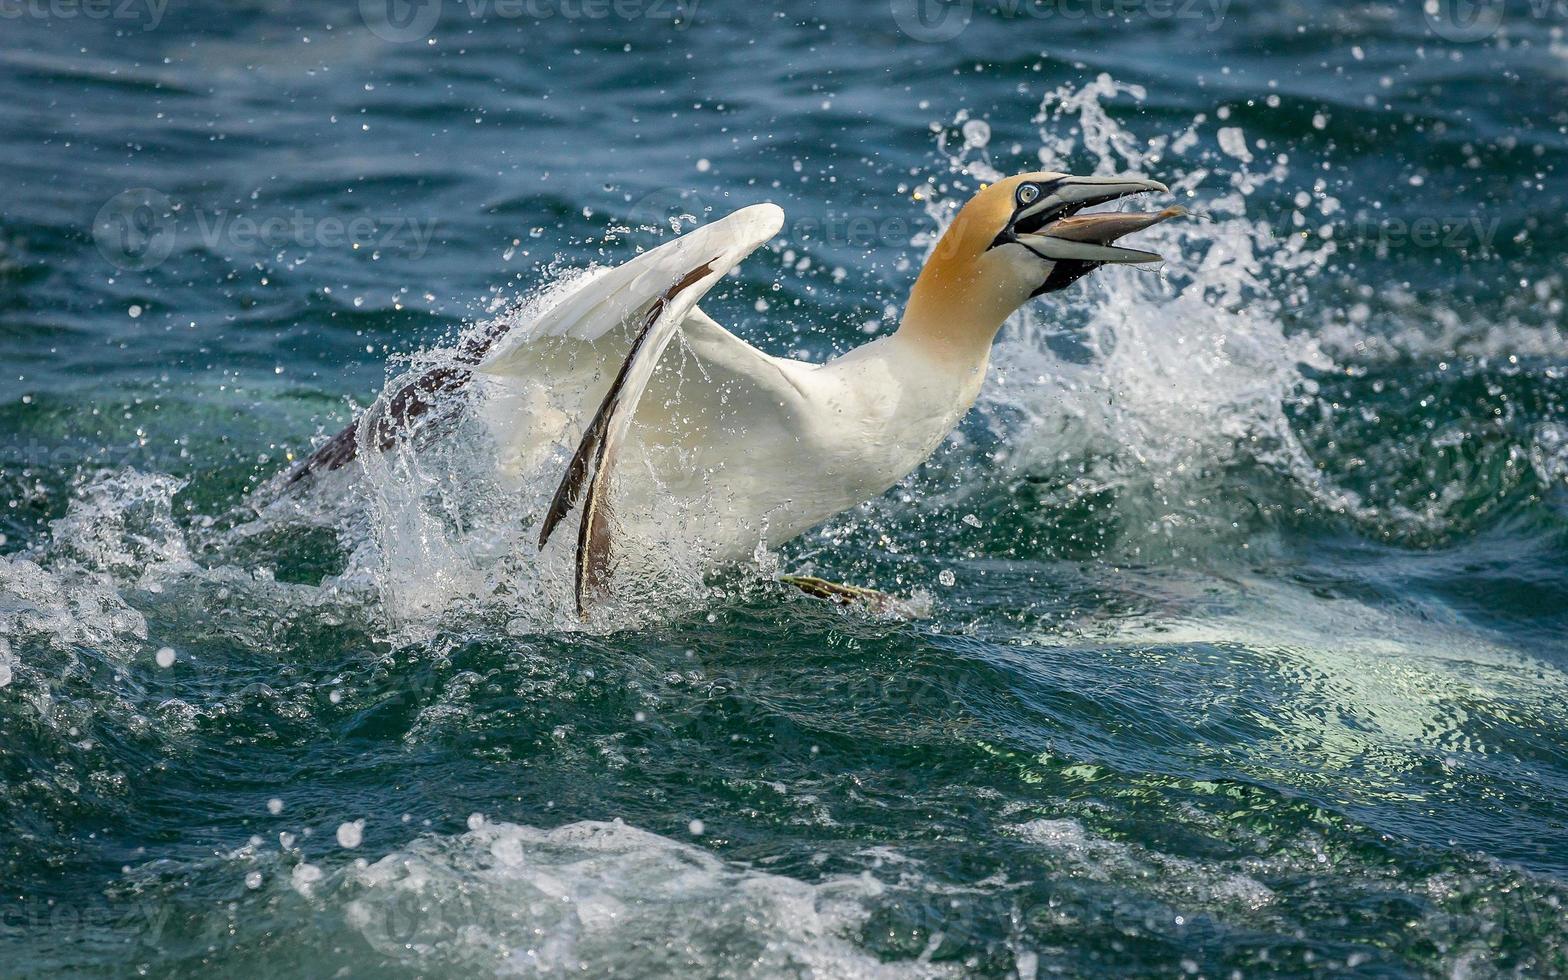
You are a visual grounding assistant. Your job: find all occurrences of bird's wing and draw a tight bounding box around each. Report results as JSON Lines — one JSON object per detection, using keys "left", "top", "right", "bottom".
{"left": 479, "top": 203, "right": 783, "bottom": 358}
{"left": 274, "top": 204, "right": 783, "bottom": 491}
{"left": 477, "top": 204, "right": 788, "bottom": 615}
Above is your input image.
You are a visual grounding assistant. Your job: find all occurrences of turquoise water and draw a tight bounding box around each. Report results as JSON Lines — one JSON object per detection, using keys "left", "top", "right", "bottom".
{"left": 3, "top": 1, "right": 1567, "bottom": 976}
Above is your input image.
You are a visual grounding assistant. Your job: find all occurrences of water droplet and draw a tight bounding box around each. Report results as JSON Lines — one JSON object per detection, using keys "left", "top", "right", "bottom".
{"left": 290, "top": 863, "right": 321, "bottom": 896}
{"left": 337, "top": 820, "right": 364, "bottom": 849}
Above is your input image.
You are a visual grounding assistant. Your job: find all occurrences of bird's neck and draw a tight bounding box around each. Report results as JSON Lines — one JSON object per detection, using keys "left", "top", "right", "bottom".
{"left": 874, "top": 261, "right": 1013, "bottom": 422}
{"left": 894, "top": 254, "right": 1017, "bottom": 371}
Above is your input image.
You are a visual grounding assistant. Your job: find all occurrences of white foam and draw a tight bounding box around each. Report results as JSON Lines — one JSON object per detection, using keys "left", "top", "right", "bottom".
{"left": 47, "top": 469, "right": 195, "bottom": 584}
{"left": 0, "top": 555, "right": 148, "bottom": 663}
{"left": 333, "top": 818, "right": 958, "bottom": 977}
{"left": 1012, "top": 817, "right": 1275, "bottom": 912}
{"left": 1013, "top": 567, "right": 1568, "bottom": 802}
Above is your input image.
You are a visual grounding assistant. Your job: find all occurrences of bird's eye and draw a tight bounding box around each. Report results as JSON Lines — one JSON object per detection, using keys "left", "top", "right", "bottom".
{"left": 1017, "top": 184, "right": 1040, "bottom": 206}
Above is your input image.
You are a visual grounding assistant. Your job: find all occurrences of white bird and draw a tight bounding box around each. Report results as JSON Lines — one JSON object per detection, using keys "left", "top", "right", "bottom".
{"left": 282, "top": 172, "right": 1182, "bottom": 614}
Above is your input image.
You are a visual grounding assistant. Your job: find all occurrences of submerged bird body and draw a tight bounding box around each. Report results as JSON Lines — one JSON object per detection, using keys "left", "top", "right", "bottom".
{"left": 286, "top": 172, "right": 1182, "bottom": 612}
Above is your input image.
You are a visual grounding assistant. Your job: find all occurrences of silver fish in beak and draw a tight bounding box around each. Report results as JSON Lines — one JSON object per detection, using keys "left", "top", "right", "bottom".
{"left": 987, "top": 174, "right": 1184, "bottom": 294}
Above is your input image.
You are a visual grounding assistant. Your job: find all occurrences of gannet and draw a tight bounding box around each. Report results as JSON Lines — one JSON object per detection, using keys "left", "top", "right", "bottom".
{"left": 283, "top": 172, "right": 1182, "bottom": 614}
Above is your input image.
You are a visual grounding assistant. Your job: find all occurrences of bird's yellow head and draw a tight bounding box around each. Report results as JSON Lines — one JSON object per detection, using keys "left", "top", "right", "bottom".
{"left": 902, "top": 171, "right": 1183, "bottom": 357}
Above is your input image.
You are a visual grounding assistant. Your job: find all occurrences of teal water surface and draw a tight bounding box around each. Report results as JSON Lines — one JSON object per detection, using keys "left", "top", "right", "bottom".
{"left": 2, "top": 1, "right": 1567, "bottom": 976}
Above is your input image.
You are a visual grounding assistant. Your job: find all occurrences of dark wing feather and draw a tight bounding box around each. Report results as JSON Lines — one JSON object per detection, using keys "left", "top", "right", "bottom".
{"left": 279, "top": 324, "right": 507, "bottom": 487}
{"left": 536, "top": 263, "right": 715, "bottom": 615}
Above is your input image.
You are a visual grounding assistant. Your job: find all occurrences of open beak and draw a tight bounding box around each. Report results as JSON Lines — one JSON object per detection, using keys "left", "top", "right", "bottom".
{"left": 1012, "top": 176, "right": 1183, "bottom": 264}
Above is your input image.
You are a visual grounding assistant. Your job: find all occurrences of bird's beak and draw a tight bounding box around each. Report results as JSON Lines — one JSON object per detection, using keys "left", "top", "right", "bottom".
{"left": 1010, "top": 176, "right": 1182, "bottom": 264}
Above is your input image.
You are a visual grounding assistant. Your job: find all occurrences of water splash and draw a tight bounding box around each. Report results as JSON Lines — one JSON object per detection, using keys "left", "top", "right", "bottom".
{"left": 47, "top": 469, "right": 193, "bottom": 584}
{"left": 348, "top": 268, "right": 725, "bottom": 633}
{"left": 266, "top": 74, "right": 1562, "bottom": 616}
{"left": 0, "top": 555, "right": 148, "bottom": 665}
{"left": 909, "top": 75, "right": 1537, "bottom": 559}
{"left": 332, "top": 819, "right": 937, "bottom": 977}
